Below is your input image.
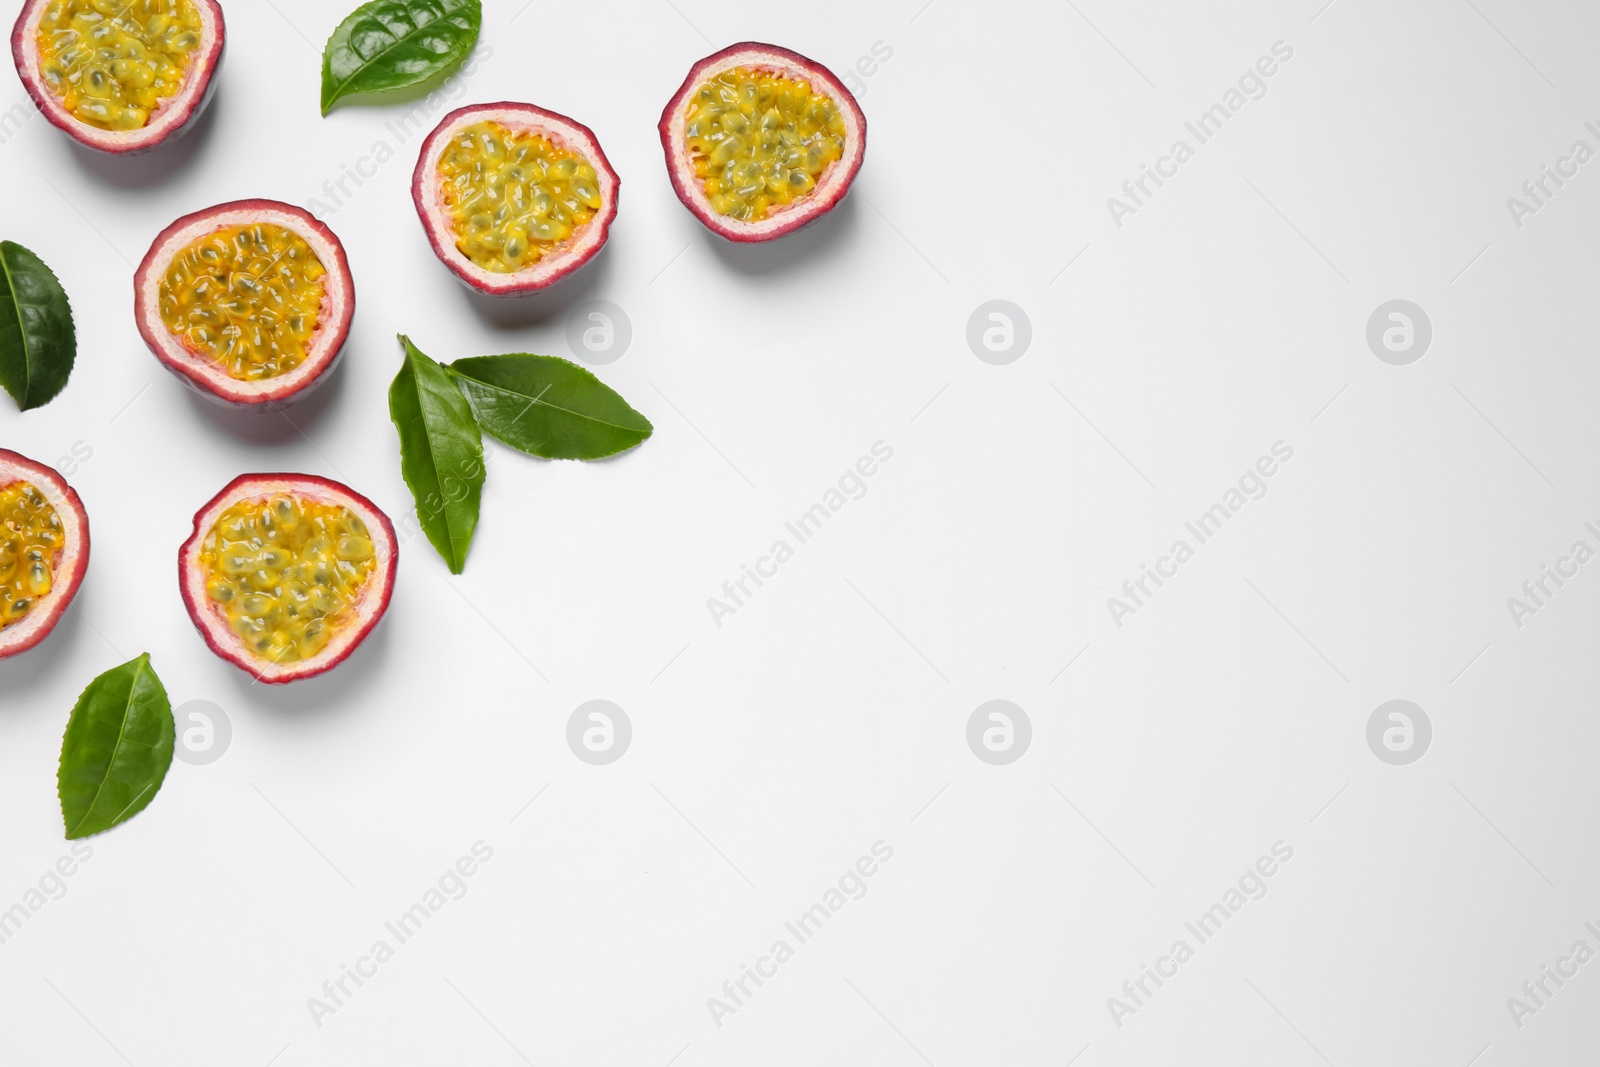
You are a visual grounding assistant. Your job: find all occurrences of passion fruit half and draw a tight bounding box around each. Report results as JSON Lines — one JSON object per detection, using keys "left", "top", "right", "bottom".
{"left": 412, "top": 102, "right": 620, "bottom": 296}
{"left": 178, "top": 474, "right": 396, "bottom": 684}
{"left": 12, "top": 0, "right": 224, "bottom": 154}
{"left": 134, "top": 200, "right": 356, "bottom": 408}
{"left": 660, "top": 42, "right": 866, "bottom": 242}
{"left": 0, "top": 449, "right": 89, "bottom": 661}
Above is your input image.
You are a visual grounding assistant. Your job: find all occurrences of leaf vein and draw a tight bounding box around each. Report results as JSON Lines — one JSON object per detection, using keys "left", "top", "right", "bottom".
{"left": 69, "top": 656, "right": 149, "bottom": 836}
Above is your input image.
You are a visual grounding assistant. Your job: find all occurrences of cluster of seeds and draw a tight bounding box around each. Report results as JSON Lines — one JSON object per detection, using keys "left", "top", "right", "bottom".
{"left": 437, "top": 121, "right": 604, "bottom": 274}
{"left": 684, "top": 67, "right": 846, "bottom": 221}
{"left": 158, "top": 223, "right": 327, "bottom": 381}
{"left": 198, "top": 495, "right": 376, "bottom": 665}
{"left": 0, "top": 482, "right": 64, "bottom": 629}
{"left": 36, "top": 0, "right": 203, "bottom": 132}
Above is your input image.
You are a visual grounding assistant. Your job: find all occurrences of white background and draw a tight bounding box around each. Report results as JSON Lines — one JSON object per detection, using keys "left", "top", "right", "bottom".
{"left": 3, "top": 0, "right": 1599, "bottom": 1063}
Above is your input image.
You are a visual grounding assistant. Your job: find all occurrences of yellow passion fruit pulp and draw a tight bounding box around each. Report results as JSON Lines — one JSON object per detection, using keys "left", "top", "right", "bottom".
{"left": 36, "top": 0, "right": 203, "bottom": 132}
{"left": 0, "top": 481, "right": 63, "bottom": 629}
{"left": 438, "top": 121, "right": 605, "bottom": 275}
{"left": 684, "top": 66, "right": 845, "bottom": 221}
{"left": 158, "top": 223, "right": 327, "bottom": 382}
{"left": 198, "top": 495, "right": 376, "bottom": 665}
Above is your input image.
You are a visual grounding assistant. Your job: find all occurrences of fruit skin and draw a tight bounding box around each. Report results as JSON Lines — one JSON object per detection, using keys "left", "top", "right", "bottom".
{"left": 134, "top": 199, "right": 356, "bottom": 409}
{"left": 412, "top": 101, "right": 620, "bottom": 296}
{"left": 659, "top": 42, "right": 867, "bottom": 243}
{"left": 0, "top": 449, "right": 89, "bottom": 661}
{"left": 11, "top": 0, "right": 225, "bottom": 155}
{"left": 178, "top": 474, "right": 397, "bottom": 685}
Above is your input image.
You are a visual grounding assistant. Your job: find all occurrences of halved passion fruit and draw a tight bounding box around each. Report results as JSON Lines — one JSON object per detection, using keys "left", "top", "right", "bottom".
{"left": 0, "top": 449, "right": 88, "bottom": 661}
{"left": 134, "top": 200, "right": 355, "bottom": 408}
{"left": 412, "top": 102, "right": 620, "bottom": 296}
{"left": 12, "top": 0, "right": 224, "bottom": 154}
{"left": 660, "top": 42, "right": 866, "bottom": 242}
{"left": 178, "top": 474, "right": 396, "bottom": 684}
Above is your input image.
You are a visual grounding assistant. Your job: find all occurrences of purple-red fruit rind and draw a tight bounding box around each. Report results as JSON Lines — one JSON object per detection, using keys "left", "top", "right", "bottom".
{"left": 412, "top": 102, "right": 620, "bottom": 296}
{"left": 12, "top": 0, "right": 224, "bottom": 154}
{"left": 659, "top": 42, "right": 866, "bottom": 242}
{"left": 134, "top": 199, "right": 355, "bottom": 409}
{"left": 0, "top": 449, "right": 89, "bottom": 661}
{"left": 178, "top": 474, "right": 396, "bottom": 684}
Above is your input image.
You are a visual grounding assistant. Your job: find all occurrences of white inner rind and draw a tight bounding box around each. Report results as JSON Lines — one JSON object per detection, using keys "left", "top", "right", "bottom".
{"left": 137, "top": 205, "right": 350, "bottom": 403}
{"left": 418, "top": 107, "right": 617, "bottom": 294}
{"left": 180, "top": 477, "right": 394, "bottom": 681}
{"left": 0, "top": 464, "right": 85, "bottom": 653}
{"left": 15, "top": 0, "right": 220, "bottom": 151}
{"left": 665, "top": 47, "right": 865, "bottom": 239}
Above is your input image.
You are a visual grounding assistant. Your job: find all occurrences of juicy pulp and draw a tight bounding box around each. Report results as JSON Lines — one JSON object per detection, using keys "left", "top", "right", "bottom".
{"left": 198, "top": 494, "right": 376, "bottom": 665}
{"left": 0, "top": 481, "right": 63, "bottom": 629}
{"left": 437, "top": 121, "right": 604, "bottom": 274}
{"left": 683, "top": 66, "right": 846, "bottom": 221}
{"left": 158, "top": 223, "right": 326, "bottom": 382}
{"left": 36, "top": 0, "right": 203, "bottom": 132}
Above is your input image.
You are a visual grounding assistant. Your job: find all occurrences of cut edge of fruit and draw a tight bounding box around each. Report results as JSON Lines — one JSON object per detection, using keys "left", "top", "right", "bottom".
{"left": 178, "top": 474, "right": 396, "bottom": 684}
{"left": 11, "top": 0, "right": 225, "bottom": 154}
{"left": 135, "top": 200, "right": 354, "bottom": 406}
{"left": 413, "top": 102, "right": 620, "bottom": 296}
{"left": 0, "top": 449, "right": 88, "bottom": 660}
{"left": 660, "top": 42, "right": 866, "bottom": 242}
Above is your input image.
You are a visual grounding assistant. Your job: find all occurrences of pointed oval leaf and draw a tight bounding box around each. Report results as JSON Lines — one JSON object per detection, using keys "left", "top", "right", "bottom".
{"left": 448, "top": 354, "right": 653, "bottom": 460}
{"left": 58, "top": 654, "right": 175, "bottom": 840}
{"left": 321, "top": 0, "right": 482, "bottom": 115}
{"left": 0, "top": 240, "right": 76, "bottom": 411}
{"left": 390, "top": 335, "right": 485, "bottom": 573}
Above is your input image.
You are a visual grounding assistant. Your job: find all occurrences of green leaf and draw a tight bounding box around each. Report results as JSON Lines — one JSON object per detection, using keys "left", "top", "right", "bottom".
{"left": 0, "top": 240, "right": 76, "bottom": 411}
{"left": 320, "top": 0, "right": 482, "bottom": 115}
{"left": 58, "top": 654, "right": 174, "bottom": 840}
{"left": 390, "top": 335, "right": 485, "bottom": 573}
{"left": 448, "top": 354, "right": 654, "bottom": 461}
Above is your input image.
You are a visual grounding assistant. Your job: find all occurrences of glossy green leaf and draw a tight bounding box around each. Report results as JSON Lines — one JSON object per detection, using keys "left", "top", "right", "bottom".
{"left": 448, "top": 354, "right": 653, "bottom": 461}
{"left": 58, "top": 654, "right": 174, "bottom": 840}
{"left": 390, "top": 335, "right": 485, "bottom": 573}
{"left": 320, "top": 0, "right": 482, "bottom": 115}
{"left": 0, "top": 240, "right": 76, "bottom": 411}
